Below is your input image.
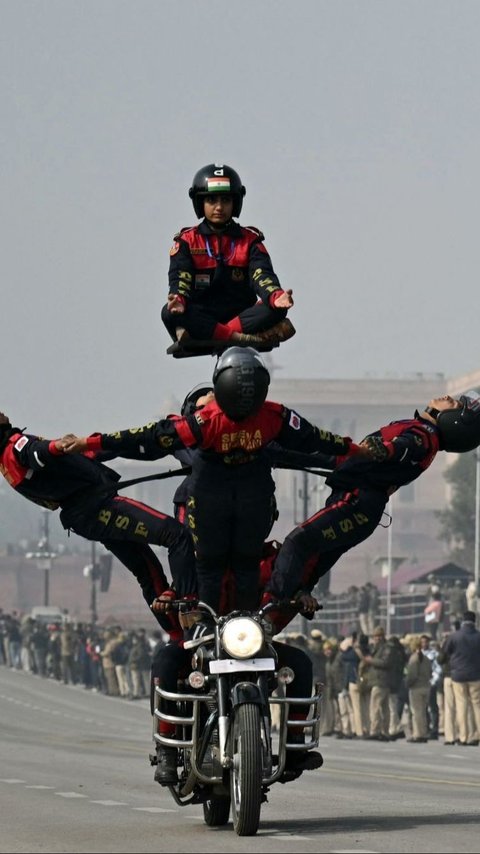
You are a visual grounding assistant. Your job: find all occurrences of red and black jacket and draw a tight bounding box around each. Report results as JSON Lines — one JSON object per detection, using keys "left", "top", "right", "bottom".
{"left": 326, "top": 415, "right": 440, "bottom": 494}
{"left": 168, "top": 220, "right": 284, "bottom": 319}
{"left": 0, "top": 429, "right": 119, "bottom": 510}
{"left": 84, "top": 401, "right": 360, "bottom": 468}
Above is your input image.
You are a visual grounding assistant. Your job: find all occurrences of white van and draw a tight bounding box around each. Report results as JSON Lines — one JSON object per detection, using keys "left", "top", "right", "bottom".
{"left": 29, "top": 605, "right": 64, "bottom": 625}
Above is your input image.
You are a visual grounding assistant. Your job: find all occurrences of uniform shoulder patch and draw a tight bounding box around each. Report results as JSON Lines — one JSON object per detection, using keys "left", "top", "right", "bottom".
{"left": 14, "top": 436, "right": 29, "bottom": 452}
{"left": 244, "top": 225, "right": 265, "bottom": 241}
{"left": 173, "top": 227, "right": 193, "bottom": 240}
{"left": 289, "top": 411, "right": 301, "bottom": 430}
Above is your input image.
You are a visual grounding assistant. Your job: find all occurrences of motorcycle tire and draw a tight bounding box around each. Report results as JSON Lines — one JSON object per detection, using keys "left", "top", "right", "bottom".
{"left": 230, "top": 703, "right": 263, "bottom": 836}
{"left": 203, "top": 797, "right": 231, "bottom": 826}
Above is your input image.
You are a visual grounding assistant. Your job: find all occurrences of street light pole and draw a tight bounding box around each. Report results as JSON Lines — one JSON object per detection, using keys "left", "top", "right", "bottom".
{"left": 25, "top": 510, "right": 57, "bottom": 604}
{"left": 475, "top": 447, "right": 480, "bottom": 595}
{"left": 42, "top": 511, "right": 51, "bottom": 606}
{"left": 386, "top": 496, "right": 393, "bottom": 636}
{"left": 299, "top": 470, "right": 309, "bottom": 634}
{"left": 90, "top": 541, "right": 98, "bottom": 626}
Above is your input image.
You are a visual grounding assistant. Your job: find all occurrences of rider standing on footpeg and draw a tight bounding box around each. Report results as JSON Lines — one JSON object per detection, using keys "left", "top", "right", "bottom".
{"left": 61, "top": 348, "right": 370, "bottom": 614}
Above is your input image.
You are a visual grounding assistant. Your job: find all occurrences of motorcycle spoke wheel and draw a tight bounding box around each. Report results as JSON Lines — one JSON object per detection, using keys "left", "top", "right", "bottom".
{"left": 230, "top": 703, "right": 263, "bottom": 836}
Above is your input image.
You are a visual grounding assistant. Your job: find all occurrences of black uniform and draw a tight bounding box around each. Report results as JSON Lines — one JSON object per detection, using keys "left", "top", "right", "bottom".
{"left": 0, "top": 427, "right": 195, "bottom": 636}
{"left": 81, "top": 400, "right": 359, "bottom": 612}
{"left": 267, "top": 414, "right": 441, "bottom": 600}
{"left": 162, "top": 220, "right": 287, "bottom": 341}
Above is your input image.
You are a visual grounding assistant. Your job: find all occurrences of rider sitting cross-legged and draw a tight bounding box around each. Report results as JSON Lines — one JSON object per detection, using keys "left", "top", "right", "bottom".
{"left": 161, "top": 163, "right": 295, "bottom": 353}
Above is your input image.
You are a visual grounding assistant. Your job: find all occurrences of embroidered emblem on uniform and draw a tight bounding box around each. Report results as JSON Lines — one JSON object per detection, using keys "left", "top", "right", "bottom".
{"left": 289, "top": 412, "right": 301, "bottom": 430}
{"left": 231, "top": 268, "right": 244, "bottom": 281}
{"left": 170, "top": 242, "right": 180, "bottom": 256}
{"left": 14, "top": 436, "right": 28, "bottom": 451}
{"left": 194, "top": 274, "right": 210, "bottom": 290}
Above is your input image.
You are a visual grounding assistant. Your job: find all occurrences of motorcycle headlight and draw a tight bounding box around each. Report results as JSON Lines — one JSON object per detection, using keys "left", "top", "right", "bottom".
{"left": 221, "top": 617, "right": 264, "bottom": 659}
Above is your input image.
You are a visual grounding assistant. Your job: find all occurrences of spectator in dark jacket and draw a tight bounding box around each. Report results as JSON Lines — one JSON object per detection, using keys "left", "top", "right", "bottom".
{"left": 442, "top": 611, "right": 480, "bottom": 745}
{"left": 386, "top": 635, "right": 408, "bottom": 739}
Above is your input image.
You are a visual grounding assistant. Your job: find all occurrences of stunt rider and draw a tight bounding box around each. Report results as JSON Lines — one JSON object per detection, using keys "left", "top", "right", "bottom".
{"left": 149, "top": 564, "right": 323, "bottom": 787}
{"left": 265, "top": 393, "right": 480, "bottom": 603}
{"left": 0, "top": 412, "right": 195, "bottom": 638}
{"left": 61, "top": 347, "right": 370, "bottom": 614}
{"left": 161, "top": 163, "right": 295, "bottom": 351}
{"left": 59, "top": 349, "right": 370, "bottom": 787}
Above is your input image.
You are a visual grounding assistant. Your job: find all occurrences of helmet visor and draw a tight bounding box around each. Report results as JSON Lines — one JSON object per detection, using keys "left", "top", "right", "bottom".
{"left": 460, "top": 390, "right": 480, "bottom": 420}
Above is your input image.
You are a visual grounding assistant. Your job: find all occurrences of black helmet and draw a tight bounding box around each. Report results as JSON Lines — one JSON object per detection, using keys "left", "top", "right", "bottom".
{"left": 435, "top": 392, "right": 480, "bottom": 453}
{"left": 212, "top": 347, "right": 270, "bottom": 421}
{"left": 180, "top": 383, "right": 214, "bottom": 417}
{"left": 0, "top": 414, "right": 13, "bottom": 453}
{"left": 188, "top": 164, "right": 246, "bottom": 218}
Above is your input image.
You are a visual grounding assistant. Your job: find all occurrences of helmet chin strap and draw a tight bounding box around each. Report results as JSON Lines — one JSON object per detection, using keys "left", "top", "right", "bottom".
{"left": 205, "top": 218, "right": 233, "bottom": 233}
{"left": 424, "top": 406, "right": 440, "bottom": 420}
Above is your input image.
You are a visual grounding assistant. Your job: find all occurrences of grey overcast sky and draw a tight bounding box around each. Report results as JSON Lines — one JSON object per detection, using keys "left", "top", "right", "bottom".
{"left": 2, "top": 0, "right": 480, "bottom": 437}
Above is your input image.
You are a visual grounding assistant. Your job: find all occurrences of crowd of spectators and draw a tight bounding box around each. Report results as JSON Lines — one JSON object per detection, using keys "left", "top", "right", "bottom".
{"left": 279, "top": 608, "right": 480, "bottom": 746}
{"left": 0, "top": 607, "right": 165, "bottom": 700}
{"left": 2, "top": 583, "right": 479, "bottom": 748}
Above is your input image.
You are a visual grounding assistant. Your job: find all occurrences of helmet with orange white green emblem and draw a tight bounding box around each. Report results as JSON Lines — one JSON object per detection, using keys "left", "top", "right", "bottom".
{"left": 188, "top": 164, "right": 246, "bottom": 218}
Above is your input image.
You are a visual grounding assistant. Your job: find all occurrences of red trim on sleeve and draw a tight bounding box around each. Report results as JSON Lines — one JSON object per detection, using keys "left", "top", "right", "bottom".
{"left": 48, "top": 440, "right": 63, "bottom": 456}
{"left": 269, "top": 290, "right": 285, "bottom": 307}
{"left": 173, "top": 418, "right": 198, "bottom": 446}
{"left": 344, "top": 441, "right": 360, "bottom": 457}
{"left": 86, "top": 434, "right": 104, "bottom": 452}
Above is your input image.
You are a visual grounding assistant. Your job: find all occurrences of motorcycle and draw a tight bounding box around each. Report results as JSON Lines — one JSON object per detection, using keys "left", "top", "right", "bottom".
{"left": 151, "top": 600, "right": 323, "bottom": 836}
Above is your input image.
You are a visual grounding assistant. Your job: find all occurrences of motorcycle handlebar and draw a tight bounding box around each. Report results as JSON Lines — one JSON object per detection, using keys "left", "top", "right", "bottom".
{"left": 159, "top": 597, "right": 322, "bottom": 619}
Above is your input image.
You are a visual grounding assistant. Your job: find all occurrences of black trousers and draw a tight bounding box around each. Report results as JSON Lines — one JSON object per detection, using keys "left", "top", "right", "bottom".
{"left": 269, "top": 488, "right": 388, "bottom": 600}
{"left": 60, "top": 493, "right": 196, "bottom": 627}
{"left": 162, "top": 300, "right": 286, "bottom": 341}
{"left": 186, "top": 477, "right": 276, "bottom": 612}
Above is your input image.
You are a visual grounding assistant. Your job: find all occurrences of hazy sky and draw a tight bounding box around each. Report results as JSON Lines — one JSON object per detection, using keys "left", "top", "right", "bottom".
{"left": 2, "top": 0, "right": 480, "bottom": 438}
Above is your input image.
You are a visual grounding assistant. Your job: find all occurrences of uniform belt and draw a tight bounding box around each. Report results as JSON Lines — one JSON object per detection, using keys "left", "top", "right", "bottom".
{"left": 222, "top": 453, "right": 256, "bottom": 465}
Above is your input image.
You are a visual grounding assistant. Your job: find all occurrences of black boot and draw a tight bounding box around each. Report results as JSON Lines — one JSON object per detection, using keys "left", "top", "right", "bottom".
{"left": 154, "top": 745, "right": 178, "bottom": 786}
{"left": 279, "top": 732, "right": 323, "bottom": 784}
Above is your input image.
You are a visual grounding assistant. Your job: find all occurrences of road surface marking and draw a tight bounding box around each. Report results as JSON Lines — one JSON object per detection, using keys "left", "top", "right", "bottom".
{"left": 55, "top": 791, "right": 88, "bottom": 798}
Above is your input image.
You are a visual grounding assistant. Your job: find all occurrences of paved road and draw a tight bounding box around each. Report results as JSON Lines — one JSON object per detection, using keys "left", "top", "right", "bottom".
{"left": 1, "top": 666, "right": 480, "bottom": 853}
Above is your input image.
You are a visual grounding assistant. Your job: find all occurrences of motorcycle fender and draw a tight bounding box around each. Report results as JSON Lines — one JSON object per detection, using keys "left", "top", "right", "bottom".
{"left": 231, "top": 681, "right": 264, "bottom": 708}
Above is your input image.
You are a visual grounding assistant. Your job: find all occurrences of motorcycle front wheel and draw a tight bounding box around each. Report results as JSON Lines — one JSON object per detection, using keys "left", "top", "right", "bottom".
{"left": 230, "top": 703, "right": 263, "bottom": 836}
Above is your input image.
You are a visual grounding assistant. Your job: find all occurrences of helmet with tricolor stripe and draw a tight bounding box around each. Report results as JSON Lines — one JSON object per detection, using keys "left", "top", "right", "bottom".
{"left": 189, "top": 164, "right": 246, "bottom": 218}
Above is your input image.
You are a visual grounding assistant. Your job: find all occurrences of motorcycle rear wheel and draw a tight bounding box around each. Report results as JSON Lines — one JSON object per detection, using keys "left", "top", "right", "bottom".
{"left": 203, "top": 797, "right": 231, "bottom": 826}
{"left": 230, "top": 703, "right": 263, "bottom": 836}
